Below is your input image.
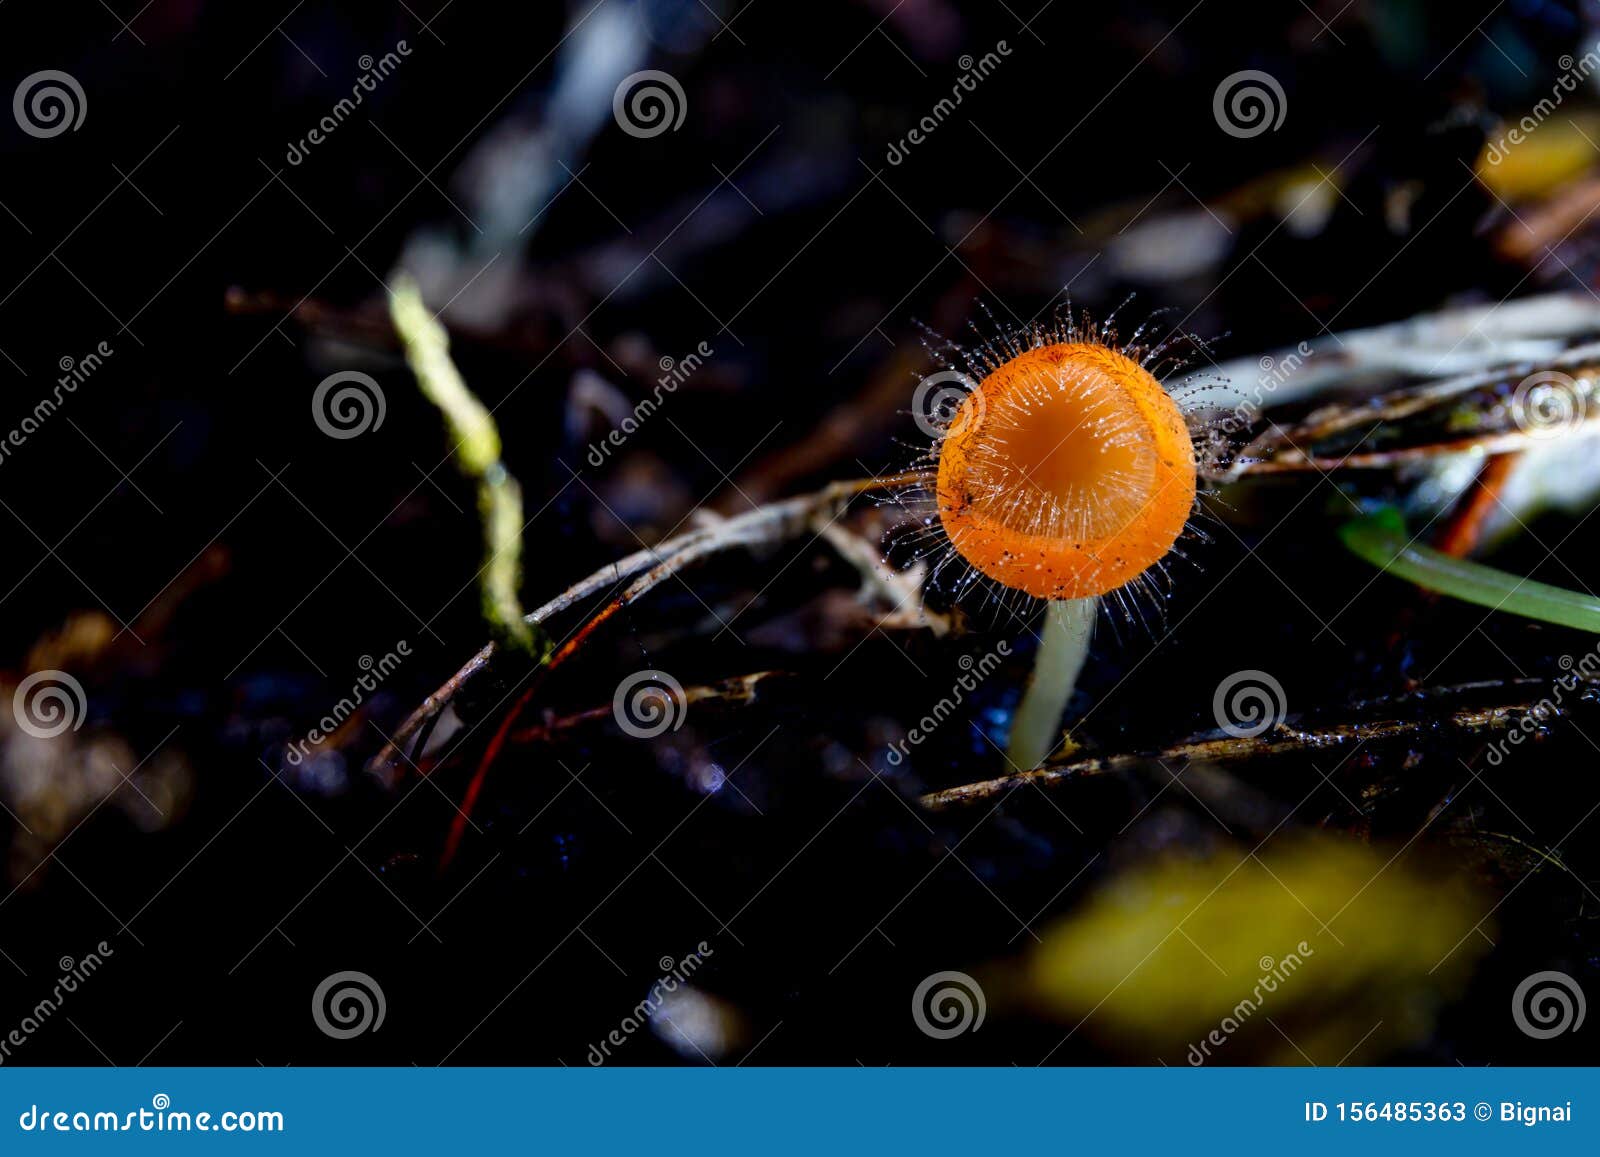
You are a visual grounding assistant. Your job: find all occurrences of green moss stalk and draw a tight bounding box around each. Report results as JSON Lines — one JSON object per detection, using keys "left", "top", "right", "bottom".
{"left": 390, "top": 279, "right": 550, "bottom": 659}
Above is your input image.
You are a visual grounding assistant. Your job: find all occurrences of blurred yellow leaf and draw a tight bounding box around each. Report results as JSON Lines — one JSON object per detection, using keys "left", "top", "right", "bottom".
{"left": 1027, "top": 836, "right": 1488, "bottom": 1064}
{"left": 1476, "top": 114, "right": 1600, "bottom": 202}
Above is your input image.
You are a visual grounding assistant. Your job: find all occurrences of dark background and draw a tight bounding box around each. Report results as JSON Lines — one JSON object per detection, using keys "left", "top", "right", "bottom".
{"left": 0, "top": 0, "right": 1596, "bottom": 1065}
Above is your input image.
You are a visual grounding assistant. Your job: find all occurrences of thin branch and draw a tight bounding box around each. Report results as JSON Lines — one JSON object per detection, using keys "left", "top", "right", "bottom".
{"left": 369, "top": 471, "right": 932, "bottom": 773}
{"left": 919, "top": 680, "right": 1552, "bottom": 810}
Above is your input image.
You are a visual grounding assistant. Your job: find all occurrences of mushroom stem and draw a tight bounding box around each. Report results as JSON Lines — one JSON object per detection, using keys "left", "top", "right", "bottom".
{"left": 1008, "top": 596, "right": 1098, "bottom": 770}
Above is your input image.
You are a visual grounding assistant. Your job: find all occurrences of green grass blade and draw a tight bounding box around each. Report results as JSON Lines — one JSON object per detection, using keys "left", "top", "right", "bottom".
{"left": 1339, "top": 507, "right": 1600, "bottom": 632}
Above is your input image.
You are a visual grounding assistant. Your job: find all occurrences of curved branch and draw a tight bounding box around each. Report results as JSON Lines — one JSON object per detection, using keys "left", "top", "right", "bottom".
{"left": 369, "top": 471, "right": 932, "bottom": 774}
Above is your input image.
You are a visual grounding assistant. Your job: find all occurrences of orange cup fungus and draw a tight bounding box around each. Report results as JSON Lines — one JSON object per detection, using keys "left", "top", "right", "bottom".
{"left": 936, "top": 341, "right": 1197, "bottom": 601}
